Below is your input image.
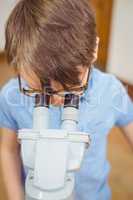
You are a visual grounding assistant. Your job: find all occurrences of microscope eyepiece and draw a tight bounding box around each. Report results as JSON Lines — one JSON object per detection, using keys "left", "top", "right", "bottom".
{"left": 35, "top": 94, "right": 50, "bottom": 108}
{"left": 64, "top": 94, "right": 79, "bottom": 109}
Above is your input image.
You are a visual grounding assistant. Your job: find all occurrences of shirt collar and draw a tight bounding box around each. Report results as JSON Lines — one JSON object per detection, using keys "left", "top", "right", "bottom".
{"left": 80, "top": 65, "right": 94, "bottom": 102}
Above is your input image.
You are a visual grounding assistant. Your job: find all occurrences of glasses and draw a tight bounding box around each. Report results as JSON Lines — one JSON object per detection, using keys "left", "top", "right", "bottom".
{"left": 18, "top": 67, "right": 91, "bottom": 98}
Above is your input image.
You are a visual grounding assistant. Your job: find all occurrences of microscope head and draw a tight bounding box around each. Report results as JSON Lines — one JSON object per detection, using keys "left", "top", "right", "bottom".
{"left": 18, "top": 91, "right": 90, "bottom": 200}
{"left": 33, "top": 93, "right": 51, "bottom": 130}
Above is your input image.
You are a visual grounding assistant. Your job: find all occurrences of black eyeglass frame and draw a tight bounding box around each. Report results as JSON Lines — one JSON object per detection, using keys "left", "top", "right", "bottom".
{"left": 18, "top": 67, "right": 92, "bottom": 97}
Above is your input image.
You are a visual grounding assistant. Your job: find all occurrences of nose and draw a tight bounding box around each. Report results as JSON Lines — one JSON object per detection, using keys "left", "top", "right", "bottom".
{"left": 50, "top": 95, "right": 64, "bottom": 106}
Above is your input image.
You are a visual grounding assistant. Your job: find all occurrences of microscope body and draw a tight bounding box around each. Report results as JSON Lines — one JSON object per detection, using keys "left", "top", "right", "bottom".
{"left": 18, "top": 94, "right": 90, "bottom": 200}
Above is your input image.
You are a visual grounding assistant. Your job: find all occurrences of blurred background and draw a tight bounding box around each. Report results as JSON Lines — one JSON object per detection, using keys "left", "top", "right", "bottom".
{"left": 0, "top": 0, "right": 133, "bottom": 199}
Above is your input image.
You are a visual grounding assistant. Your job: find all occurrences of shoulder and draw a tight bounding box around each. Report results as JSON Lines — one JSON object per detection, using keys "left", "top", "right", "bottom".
{"left": 0, "top": 78, "right": 19, "bottom": 96}
{"left": 0, "top": 78, "right": 23, "bottom": 108}
{"left": 92, "top": 67, "right": 119, "bottom": 85}
{"left": 0, "top": 78, "right": 19, "bottom": 130}
{"left": 87, "top": 67, "right": 127, "bottom": 111}
{"left": 91, "top": 67, "right": 124, "bottom": 94}
{"left": 0, "top": 77, "right": 34, "bottom": 112}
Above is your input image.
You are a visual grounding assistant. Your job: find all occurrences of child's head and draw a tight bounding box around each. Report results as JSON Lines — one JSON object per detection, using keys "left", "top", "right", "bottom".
{"left": 5, "top": 0, "right": 98, "bottom": 105}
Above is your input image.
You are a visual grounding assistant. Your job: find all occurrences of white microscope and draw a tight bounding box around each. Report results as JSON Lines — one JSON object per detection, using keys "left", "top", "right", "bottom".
{"left": 18, "top": 93, "right": 91, "bottom": 200}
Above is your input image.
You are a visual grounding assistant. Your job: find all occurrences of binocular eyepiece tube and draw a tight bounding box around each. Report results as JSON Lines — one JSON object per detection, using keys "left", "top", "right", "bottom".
{"left": 64, "top": 94, "right": 79, "bottom": 109}
{"left": 62, "top": 94, "right": 80, "bottom": 131}
{"left": 34, "top": 93, "right": 80, "bottom": 109}
{"left": 34, "top": 93, "right": 80, "bottom": 131}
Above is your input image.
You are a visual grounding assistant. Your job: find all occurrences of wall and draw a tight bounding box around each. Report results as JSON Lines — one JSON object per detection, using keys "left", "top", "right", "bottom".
{"left": 0, "top": 0, "right": 17, "bottom": 51}
{"left": 90, "top": 0, "right": 113, "bottom": 70}
{"left": 107, "top": 0, "right": 133, "bottom": 84}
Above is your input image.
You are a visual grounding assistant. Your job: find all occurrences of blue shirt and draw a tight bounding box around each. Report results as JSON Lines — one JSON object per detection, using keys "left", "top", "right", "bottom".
{"left": 0, "top": 67, "right": 133, "bottom": 200}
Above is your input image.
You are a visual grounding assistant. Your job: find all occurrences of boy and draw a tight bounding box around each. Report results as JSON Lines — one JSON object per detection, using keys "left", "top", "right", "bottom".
{"left": 0, "top": 0, "right": 133, "bottom": 200}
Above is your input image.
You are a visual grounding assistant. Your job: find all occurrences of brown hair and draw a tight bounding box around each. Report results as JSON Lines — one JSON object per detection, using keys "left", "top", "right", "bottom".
{"left": 5, "top": 0, "right": 97, "bottom": 88}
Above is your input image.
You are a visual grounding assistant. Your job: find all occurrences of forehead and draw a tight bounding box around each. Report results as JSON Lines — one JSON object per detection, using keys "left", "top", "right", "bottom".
{"left": 50, "top": 67, "right": 88, "bottom": 90}
{"left": 19, "top": 65, "right": 88, "bottom": 89}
